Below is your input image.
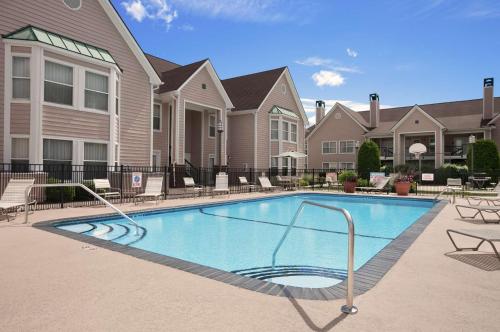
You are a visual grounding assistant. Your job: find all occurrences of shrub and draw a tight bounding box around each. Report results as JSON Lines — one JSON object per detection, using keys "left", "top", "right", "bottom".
{"left": 380, "top": 164, "right": 393, "bottom": 175}
{"left": 74, "top": 180, "right": 96, "bottom": 202}
{"left": 357, "top": 140, "right": 381, "bottom": 180}
{"left": 394, "top": 164, "right": 413, "bottom": 175}
{"left": 300, "top": 173, "right": 313, "bottom": 186}
{"left": 467, "top": 139, "right": 500, "bottom": 173}
{"left": 45, "top": 178, "right": 75, "bottom": 203}
{"left": 339, "top": 170, "right": 357, "bottom": 184}
{"left": 435, "top": 164, "right": 468, "bottom": 185}
{"left": 357, "top": 178, "right": 369, "bottom": 187}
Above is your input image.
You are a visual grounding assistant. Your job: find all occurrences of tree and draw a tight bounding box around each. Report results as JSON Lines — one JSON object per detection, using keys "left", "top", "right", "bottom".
{"left": 467, "top": 139, "right": 500, "bottom": 173}
{"left": 357, "top": 140, "right": 381, "bottom": 180}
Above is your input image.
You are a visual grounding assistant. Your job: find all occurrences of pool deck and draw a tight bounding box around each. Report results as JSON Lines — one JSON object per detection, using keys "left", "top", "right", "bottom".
{"left": 0, "top": 191, "right": 499, "bottom": 331}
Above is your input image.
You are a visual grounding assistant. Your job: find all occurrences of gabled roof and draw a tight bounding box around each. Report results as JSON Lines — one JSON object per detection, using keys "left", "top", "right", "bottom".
{"left": 3, "top": 25, "right": 118, "bottom": 65}
{"left": 306, "top": 103, "right": 368, "bottom": 139}
{"left": 269, "top": 106, "right": 299, "bottom": 118}
{"left": 390, "top": 105, "right": 446, "bottom": 131}
{"left": 145, "top": 53, "right": 180, "bottom": 76}
{"left": 158, "top": 59, "right": 208, "bottom": 93}
{"left": 221, "top": 67, "right": 287, "bottom": 111}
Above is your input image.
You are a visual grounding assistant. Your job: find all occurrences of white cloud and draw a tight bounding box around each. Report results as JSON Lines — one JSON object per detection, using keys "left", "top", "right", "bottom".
{"left": 332, "top": 66, "right": 362, "bottom": 74}
{"left": 346, "top": 48, "right": 358, "bottom": 58}
{"left": 302, "top": 98, "right": 395, "bottom": 125}
{"left": 122, "top": 0, "right": 178, "bottom": 27}
{"left": 295, "top": 56, "right": 334, "bottom": 67}
{"left": 312, "top": 70, "right": 345, "bottom": 87}
{"left": 178, "top": 23, "right": 195, "bottom": 31}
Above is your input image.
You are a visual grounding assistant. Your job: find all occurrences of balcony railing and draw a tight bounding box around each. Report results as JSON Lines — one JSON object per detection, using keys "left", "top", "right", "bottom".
{"left": 444, "top": 145, "right": 468, "bottom": 158}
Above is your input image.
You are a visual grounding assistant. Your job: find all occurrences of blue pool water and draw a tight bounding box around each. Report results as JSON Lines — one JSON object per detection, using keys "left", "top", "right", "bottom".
{"left": 56, "top": 194, "right": 434, "bottom": 288}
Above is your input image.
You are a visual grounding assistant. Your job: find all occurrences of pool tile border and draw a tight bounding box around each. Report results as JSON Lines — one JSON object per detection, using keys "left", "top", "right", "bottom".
{"left": 33, "top": 193, "right": 447, "bottom": 301}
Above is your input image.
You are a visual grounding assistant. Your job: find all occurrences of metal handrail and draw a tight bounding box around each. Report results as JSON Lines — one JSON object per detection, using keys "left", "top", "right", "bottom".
{"left": 434, "top": 187, "right": 451, "bottom": 203}
{"left": 272, "top": 200, "right": 358, "bottom": 314}
{"left": 24, "top": 183, "right": 140, "bottom": 235}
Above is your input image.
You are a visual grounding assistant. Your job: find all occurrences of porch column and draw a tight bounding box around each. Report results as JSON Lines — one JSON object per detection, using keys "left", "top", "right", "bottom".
{"left": 435, "top": 130, "right": 444, "bottom": 168}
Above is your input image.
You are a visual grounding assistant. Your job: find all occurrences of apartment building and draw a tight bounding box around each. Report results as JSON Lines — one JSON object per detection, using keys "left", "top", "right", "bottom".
{"left": 306, "top": 78, "right": 498, "bottom": 170}
{"left": 1, "top": 0, "right": 162, "bottom": 168}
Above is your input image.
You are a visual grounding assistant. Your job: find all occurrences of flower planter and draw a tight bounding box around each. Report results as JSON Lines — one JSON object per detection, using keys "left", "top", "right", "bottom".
{"left": 344, "top": 181, "right": 356, "bottom": 193}
{"left": 395, "top": 182, "right": 411, "bottom": 196}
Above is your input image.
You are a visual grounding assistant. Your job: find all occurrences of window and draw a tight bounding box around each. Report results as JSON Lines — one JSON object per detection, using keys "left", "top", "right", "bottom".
{"left": 322, "top": 141, "right": 337, "bottom": 154}
{"left": 290, "top": 123, "right": 297, "bottom": 143}
{"left": 271, "top": 157, "right": 279, "bottom": 168}
{"left": 43, "top": 139, "right": 73, "bottom": 179}
{"left": 340, "top": 140, "right": 355, "bottom": 154}
{"left": 85, "top": 71, "right": 108, "bottom": 111}
{"left": 152, "top": 150, "right": 161, "bottom": 168}
{"left": 322, "top": 162, "right": 337, "bottom": 170}
{"left": 44, "top": 61, "right": 73, "bottom": 106}
{"left": 270, "top": 120, "right": 279, "bottom": 140}
{"left": 12, "top": 57, "right": 30, "bottom": 99}
{"left": 291, "top": 158, "right": 297, "bottom": 176}
{"left": 209, "top": 115, "right": 216, "bottom": 138}
{"left": 282, "top": 121, "right": 289, "bottom": 141}
{"left": 84, "top": 142, "right": 107, "bottom": 179}
{"left": 115, "top": 79, "right": 120, "bottom": 115}
{"left": 208, "top": 154, "right": 215, "bottom": 168}
{"left": 11, "top": 137, "right": 29, "bottom": 171}
{"left": 282, "top": 157, "right": 289, "bottom": 175}
{"left": 339, "top": 162, "right": 354, "bottom": 170}
{"left": 153, "top": 103, "right": 161, "bottom": 131}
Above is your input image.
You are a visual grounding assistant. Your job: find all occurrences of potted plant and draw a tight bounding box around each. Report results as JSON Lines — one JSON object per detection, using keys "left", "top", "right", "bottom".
{"left": 339, "top": 170, "right": 358, "bottom": 193}
{"left": 394, "top": 174, "right": 414, "bottom": 196}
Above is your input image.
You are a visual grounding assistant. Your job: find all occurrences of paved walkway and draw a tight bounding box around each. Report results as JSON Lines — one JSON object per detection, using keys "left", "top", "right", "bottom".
{"left": 0, "top": 193, "right": 499, "bottom": 331}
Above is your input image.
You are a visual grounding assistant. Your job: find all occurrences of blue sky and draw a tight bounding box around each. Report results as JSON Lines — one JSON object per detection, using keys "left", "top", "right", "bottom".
{"left": 112, "top": 0, "right": 500, "bottom": 124}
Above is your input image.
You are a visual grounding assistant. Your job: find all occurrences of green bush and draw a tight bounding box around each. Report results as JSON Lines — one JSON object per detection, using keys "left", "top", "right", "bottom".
{"left": 467, "top": 139, "right": 500, "bottom": 173}
{"left": 357, "top": 140, "right": 381, "bottom": 180}
{"left": 45, "top": 178, "right": 75, "bottom": 203}
{"left": 394, "top": 164, "right": 415, "bottom": 175}
{"left": 74, "top": 180, "right": 96, "bottom": 202}
{"left": 357, "top": 178, "right": 369, "bottom": 187}
{"left": 300, "top": 173, "right": 313, "bottom": 186}
{"left": 435, "top": 164, "right": 468, "bottom": 185}
{"left": 380, "top": 164, "right": 393, "bottom": 175}
{"left": 339, "top": 170, "right": 357, "bottom": 184}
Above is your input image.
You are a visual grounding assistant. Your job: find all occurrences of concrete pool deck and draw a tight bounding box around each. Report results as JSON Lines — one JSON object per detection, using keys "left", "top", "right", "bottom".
{"left": 0, "top": 192, "right": 499, "bottom": 331}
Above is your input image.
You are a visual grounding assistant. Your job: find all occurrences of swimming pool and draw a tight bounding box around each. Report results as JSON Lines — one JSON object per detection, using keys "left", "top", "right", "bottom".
{"left": 52, "top": 193, "right": 437, "bottom": 294}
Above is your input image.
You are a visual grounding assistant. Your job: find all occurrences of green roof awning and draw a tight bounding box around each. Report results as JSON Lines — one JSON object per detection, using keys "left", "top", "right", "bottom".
{"left": 3, "top": 25, "right": 118, "bottom": 66}
{"left": 269, "top": 106, "right": 299, "bottom": 119}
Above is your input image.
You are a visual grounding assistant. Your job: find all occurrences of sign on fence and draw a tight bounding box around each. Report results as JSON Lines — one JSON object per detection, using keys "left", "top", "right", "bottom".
{"left": 421, "top": 173, "right": 434, "bottom": 181}
{"left": 370, "top": 172, "right": 386, "bottom": 183}
{"left": 132, "top": 172, "right": 142, "bottom": 188}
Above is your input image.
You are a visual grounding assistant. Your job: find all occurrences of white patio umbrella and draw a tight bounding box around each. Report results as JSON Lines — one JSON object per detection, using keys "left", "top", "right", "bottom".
{"left": 273, "top": 151, "right": 307, "bottom": 158}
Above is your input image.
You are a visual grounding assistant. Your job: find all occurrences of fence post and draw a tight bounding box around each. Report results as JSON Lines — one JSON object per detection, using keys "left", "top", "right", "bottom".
{"left": 312, "top": 168, "right": 315, "bottom": 191}
{"left": 120, "top": 164, "right": 124, "bottom": 204}
{"left": 164, "top": 165, "right": 168, "bottom": 199}
{"left": 60, "top": 164, "right": 64, "bottom": 209}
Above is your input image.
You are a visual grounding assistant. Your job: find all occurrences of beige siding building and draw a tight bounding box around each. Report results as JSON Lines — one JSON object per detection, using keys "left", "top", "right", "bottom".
{"left": 0, "top": 0, "right": 161, "bottom": 168}
{"left": 307, "top": 78, "right": 498, "bottom": 170}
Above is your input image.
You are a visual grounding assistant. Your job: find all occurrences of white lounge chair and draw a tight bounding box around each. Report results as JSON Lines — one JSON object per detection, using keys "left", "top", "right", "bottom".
{"left": 325, "top": 172, "right": 340, "bottom": 189}
{"left": 447, "top": 228, "right": 500, "bottom": 262}
{"left": 276, "top": 175, "right": 295, "bottom": 190}
{"left": 356, "top": 177, "right": 390, "bottom": 194}
{"left": 212, "top": 173, "right": 230, "bottom": 197}
{"left": 134, "top": 176, "right": 164, "bottom": 204}
{"left": 0, "top": 178, "right": 36, "bottom": 221}
{"left": 258, "top": 176, "right": 279, "bottom": 192}
{"left": 93, "top": 179, "right": 120, "bottom": 199}
{"left": 238, "top": 176, "right": 256, "bottom": 192}
{"left": 466, "top": 183, "right": 500, "bottom": 206}
{"left": 183, "top": 177, "right": 203, "bottom": 196}
{"left": 455, "top": 204, "right": 500, "bottom": 223}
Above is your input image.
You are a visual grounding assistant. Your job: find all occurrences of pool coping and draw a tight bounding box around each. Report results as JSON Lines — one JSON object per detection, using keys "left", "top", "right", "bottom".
{"left": 33, "top": 192, "right": 448, "bottom": 301}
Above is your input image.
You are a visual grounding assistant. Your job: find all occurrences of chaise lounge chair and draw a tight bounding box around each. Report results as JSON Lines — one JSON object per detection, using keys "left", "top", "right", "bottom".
{"left": 134, "top": 176, "right": 164, "bottom": 204}
{"left": 447, "top": 228, "right": 500, "bottom": 262}
{"left": 356, "top": 177, "right": 390, "bottom": 194}
{"left": 93, "top": 178, "right": 121, "bottom": 199}
{"left": 238, "top": 176, "right": 256, "bottom": 192}
{"left": 455, "top": 204, "right": 500, "bottom": 223}
{"left": 276, "top": 175, "right": 296, "bottom": 190}
{"left": 212, "top": 173, "right": 230, "bottom": 197}
{"left": 0, "top": 178, "right": 36, "bottom": 222}
{"left": 258, "top": 176, "right": 279, "bottom": 192}
{"left": 464, "top": 183, "right": 500, "bottom": 206}
{"left": 183, "top": 177, "right": 203, "bottom": 197}
{"left": 325, "top": 172, "right": 340, "bottom": 190}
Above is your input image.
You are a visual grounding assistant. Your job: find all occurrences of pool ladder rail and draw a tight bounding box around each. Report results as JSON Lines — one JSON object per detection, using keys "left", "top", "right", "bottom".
{"left": 24, "top": 183, "right": 140, "bottom": 235}
{"left": 272, "top": 200, "right": 358, "bottom": 315}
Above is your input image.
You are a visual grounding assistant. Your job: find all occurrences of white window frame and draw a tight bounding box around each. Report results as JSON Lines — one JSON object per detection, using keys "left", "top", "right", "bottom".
{"left": 83, "top": 142, "right": 108, "bottom": 165}
{"left": 42, "top": 138, "right": 74, "bottom": 164}
{"left": 271, "top": 157, "right": 279, "bottom": 168}
{"left": 270, "top": 119, "right": 279, "bottom": 141}
{"left": 152, "top": 150, "right": 161, "bottom": 167}
{"left": 208, "top": 114, "right": 216, "bottom": 138}
{"left": 10, "top": 135, "right": 30, "bottom": 163}
{"left": 153, "top": 103, "right": 162, "bottom": 132}
{"left": 290, "top": 123, "right": 297, "bottom": 143}
{"left": 43, "top": 58, "right": 76, "bottom": 109}
{"left": 339, "top": 162, "right": 355, "bottom": 170}
{"left": 11, "top": 55, "right": 31, "bottom": 102}
{"left": 339, "top": 140, "right": 355, "bottom": 154}
{"left": 282, "top": 121, "right": 289, "bottom": 141}
{"left": 322, "top": 141, "right": 337, "bottom": 154}
{"left": 115, "top": 77, "right": 120, "bottom": 116}
{"left": 322, "top": 162, "right": 336, "bottom": 170}
{"left": 208, "top": 154, "right": 215, "bottom": 168}
{"left": 84, "top": 69, "right": 109, "bottom": 112}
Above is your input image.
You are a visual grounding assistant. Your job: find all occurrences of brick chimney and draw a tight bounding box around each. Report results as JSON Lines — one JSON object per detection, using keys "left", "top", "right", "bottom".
{"left": 483, "top": 78, "right": 494, "bottom": 120}
{"left": 369, "top": 93, "right": 380, "bottom": 128}
{"left": 315, "top": 100, "right": 325, "bottom": 124}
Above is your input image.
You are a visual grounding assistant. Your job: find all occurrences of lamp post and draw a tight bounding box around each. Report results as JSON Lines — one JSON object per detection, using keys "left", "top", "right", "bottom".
{"left": 469, "top": 135, "right": 476, "bottom": 174}
{"left": 217, "top": 119, "right": 224, "bottom": 172}
{"left": 354, "top": 140, "right": 361, "bottom": 169}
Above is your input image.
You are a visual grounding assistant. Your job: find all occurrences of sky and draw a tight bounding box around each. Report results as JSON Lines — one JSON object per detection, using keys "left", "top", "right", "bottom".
{"left": 112, "top": 0, "right": 500, "bottom": 125}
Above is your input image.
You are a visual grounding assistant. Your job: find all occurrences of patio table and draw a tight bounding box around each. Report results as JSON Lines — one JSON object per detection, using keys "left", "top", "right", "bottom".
{"left": 469, "top": 176, "right": 491, "bottom": 189}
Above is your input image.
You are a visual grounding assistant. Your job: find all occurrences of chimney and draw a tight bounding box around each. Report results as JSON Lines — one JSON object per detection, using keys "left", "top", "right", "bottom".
{"left": 315, "top": 100, "right": 325, "bottom": 124}
{"left": 483, "top": 78, "right": 494, "bottom": 120}
{"left": 369, "top": 93, "right": 380, "bottom": 128}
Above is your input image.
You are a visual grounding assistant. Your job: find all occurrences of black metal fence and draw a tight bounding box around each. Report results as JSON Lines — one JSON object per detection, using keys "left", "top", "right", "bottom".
{"left": 1, "top": 163, "right": 499, "bottom": 211}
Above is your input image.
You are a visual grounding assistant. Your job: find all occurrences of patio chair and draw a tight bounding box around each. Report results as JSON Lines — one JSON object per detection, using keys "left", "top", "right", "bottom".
{"left": 466, "top": 183, "right": 500, "bottom": 206}
{"left": 446, "top": 178, "right": 463, "bottom": 204}
{"left": 183, "top": 177, "right": 203, "bottom": 197}
{"left": 258, "top": 176, "right": 279, "bottom": 192}
{"left": 446, "top": 229, "right": 500, "bottom": 262}
{"left": 276, "top": 175, "right": 295, "bottom": 190}
{"left": 455, "top": 204, "right": 500, "bottom": 223}
{"left": 238, "top": 176, "right": 256, "bottom": 192}
{"left": 356, "top": 177, "right": 390, "bottom": 194}
{"left": 93, "top": 179, "right": 120, "bottom": 199}
{"left": 134, "top": 176, "right": 164, "bottom": 204}
{"left": 0, "top": 178, "right": 36, "bottom": 222}
{"left": 212, "top": 173, "right": 230, "bottom": 197}
{"left": 325, "top": 172, "right": 340, "bottom": 189}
